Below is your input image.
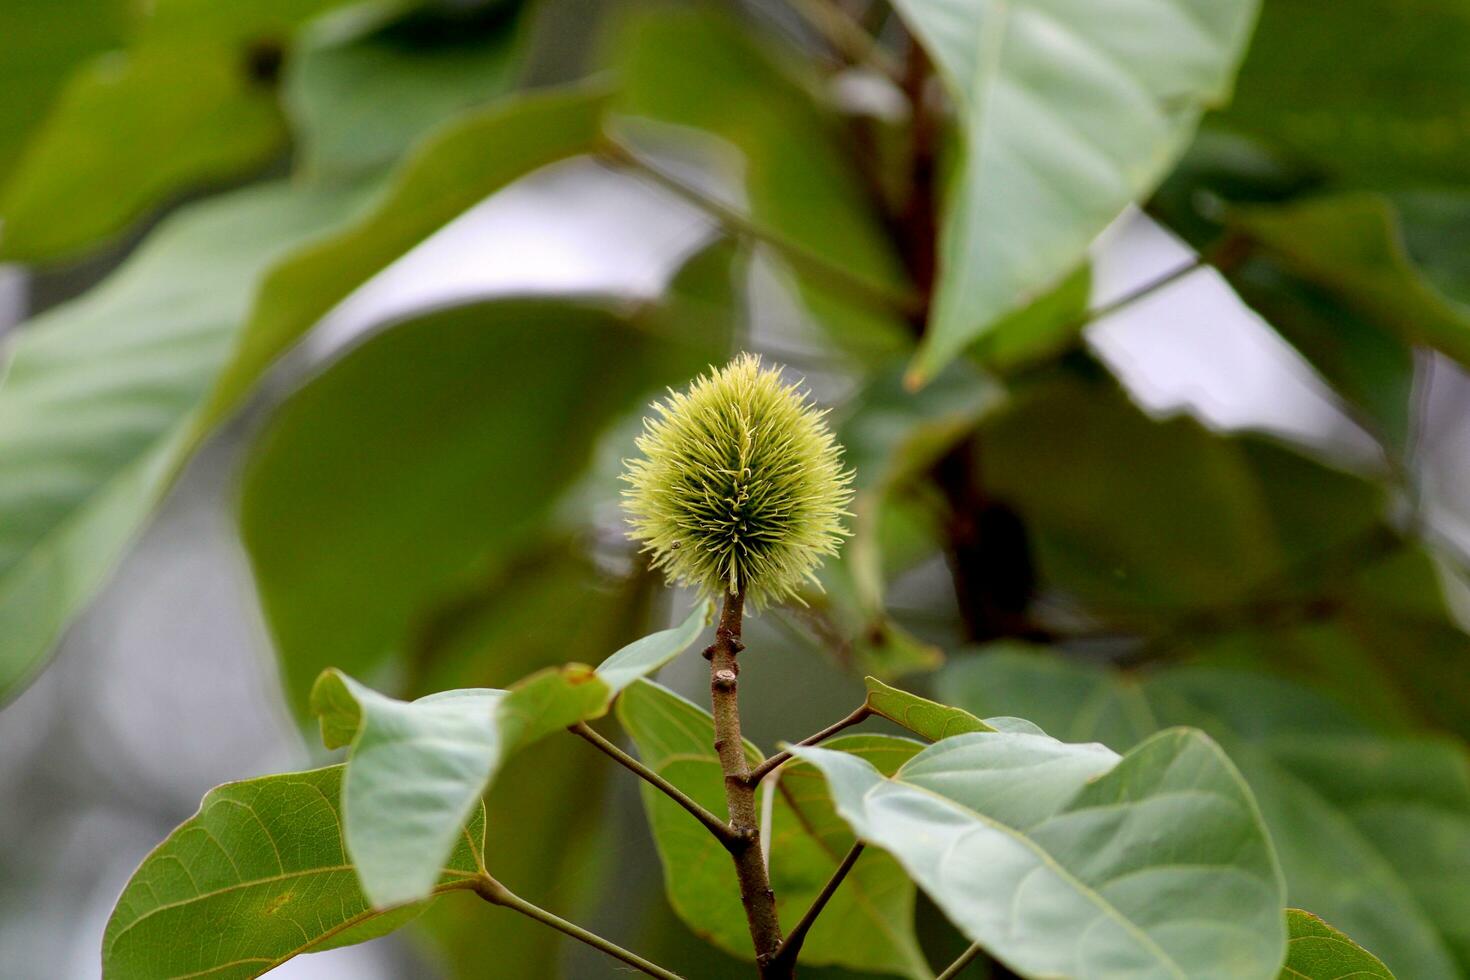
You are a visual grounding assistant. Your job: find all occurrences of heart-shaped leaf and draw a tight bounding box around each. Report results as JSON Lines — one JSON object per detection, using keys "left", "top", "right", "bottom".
{"left": 309, "top": 602, "right": 709, "bottom": 907}
{"left": 942, "top": 651, "right": 1470, "bottom": 978}
{"left": 103, "top": 765, "right": 485, "bottom": 980}
{"left": 899, "top": 0, "right": 1261, "bottom": 383}
{"left": 792, "top": 726, "right": 1286, "bottom": 979}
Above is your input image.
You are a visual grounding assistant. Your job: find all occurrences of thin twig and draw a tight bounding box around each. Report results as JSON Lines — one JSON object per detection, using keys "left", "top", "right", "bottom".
{"left": 745, "top": 704, "right": 872, "bottom": 786}
{"left": 935, "top": 941, "right": 984, "bottom": 980}
{"left": 769, "top": 842, "right": 866, "bottom": 969}
{"left": 1082, "top": 254, "right": 1206, "bottom": 326}
{"left": 599, "top": 138, "right": 924, "bottom": 318}
{"left": 568, "top": 721, "right": 740, "bottom": 847}
{"left": 474, "top": 875, "right": 685, "bottom": 980}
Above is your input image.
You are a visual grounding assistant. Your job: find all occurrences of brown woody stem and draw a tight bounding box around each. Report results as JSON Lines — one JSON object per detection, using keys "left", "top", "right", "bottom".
{"left": 708, "top": 590, "right": 789, "bottom": 976}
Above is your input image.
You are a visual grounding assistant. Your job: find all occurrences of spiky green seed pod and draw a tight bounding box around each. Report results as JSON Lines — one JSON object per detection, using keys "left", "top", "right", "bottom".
{"left": 622, "top": 353, "right": 853, "bottom": 608}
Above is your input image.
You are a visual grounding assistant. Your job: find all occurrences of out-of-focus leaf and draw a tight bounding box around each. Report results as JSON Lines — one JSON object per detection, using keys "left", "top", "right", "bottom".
{"left": 841, "top": 363, "right": 1003, "bottom": 496}
{"left": 809, "top": 362, "right": 998, "bottom": 678}
{"left": 1280, "top": 909, "right": 1395, "bottom": 980}
{"left": 971, "top": 264, "right": 1093, "bottom": 375}
{"left": 0, "top": 82, "right": 606, "bottom": 707}
{"left": 0, "top": 0, "right": 356, "bottom": 260}
{"left": 242, "top": 298, "right": 717, "bottom": 711}
{"left": 102, "top": 765, "right": 485, "bottom": 979}
{"left": 0, "top": 182, "right": 370, "bottom": 704}
{"left": 610, "top": 8, "right": 911, "bottom": 363}
{"left": 286, "top": 1, "right": 526, "bottom": 179}
{"left": 1234, "top": 197, "right": 1467, "bottom": 353}
{"left": 941, "top": 651, "right": 1470, "bottom": 978}
{"left": 1393, "top": 190, "right": 1470, "bottom": 306}
{"left": 898, "top": 0, "right": 1260, "bottom": 384}
{"left": 616, "top": 681, "right": 931, "bottom": 976}
{"left": 304, "top": 602, "right": 706, "bottom": 907}
{"left": 200, "top": 84, "right": 610, "bottom": 426}
{"left": 0, "top": 43, "right": 284, "bottom": 262}
{"left": 0, "top": 0, "right": 127, "bottom": 184}
{"left": 791, "top": 726, "right": 1286, "bottom": 979}
{"left": 1219, "top": 0, "right": 1470, "bottom": 189}
{"left": 1222, "top": 194, "right": 1470, "bottom": 446}
{"left": 974, "top": 369, "right": 1389, "bottom": 619}
{"left": 862, "top": 676, "right": 992, "bottom": 740}
{"left": 140, "top": 0, "right": 351, "bottom": 44}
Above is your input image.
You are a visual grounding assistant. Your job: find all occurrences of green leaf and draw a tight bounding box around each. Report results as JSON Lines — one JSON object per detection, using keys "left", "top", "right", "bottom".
{"left": 1225, "top": 194, "right": 1470, "bottom": 443}
{"left": 309, "top": 676, "right": 505, "bottom": 908}
{"left": 307, "top": 602, "right": 708, "bottom": 907}
{"left": 862, "top": 676, "right": 994, "bottom": 740}
{"left": 941, "top": 651, "right": 1470, "bottom": 977}
{"left": 0, "top": 0, "right": 127, "bottom": 185}
{"left": 0, "top": 181, "right": 370, "bottom": 704}
{"left": 200, "top": 84, "right": 610, "bottom": 428}
{"left": 615, "top": 680, "right": 762, "bottom": 958}
{"left": 0, "top": 42, "right": 284, "bottom": 262}
{"left": 610, "top": 8, "right": 911, "bottom": 363}
{"left": 972, "top": 369, "right": 1389, "bottom": 619}
{"left": 1280, "top": 909, "right": 1395, "bottom": 980}
{"left": 791, "top": 727, "right": 1286, "bottom": 979}
{"left": 616, "top": 680, "right": 931, "bottom": 976}
{"left": 0, "top": 0, "right": 388, "bottom": 259}
{"left": 816, "top": 361, "right": 998, "bottom": 678}
{"left": 397, "top": 546, "right": 634, "bottom": 977}
{"left": 1219, "top": 0, "right": 1470, "bottom": 189}
{"left": 242, "top": 298, "right": 716, "bottom": 710}
{"left": 1393, "top": 190, "right": 1470, "bottom": 306}
{"left": 900, "top": 0, "right": 1261, "bottom": 384}
{"left": 971, "top": 264, "right": 1093, "bottom": 375}
{"left": 0, "top": 84, "right": 607, "bottom": 707}
{"left": 771, "top": 734, "right": 934, "bottom": 979}
{"left": 595, "top": 601, "right": 712, "bottom": 696}
{"left": 285, "top": 2, "right": 525, "bottom": 179}
{"left": 102, "top": 765, "right": 485, "bottom": 980}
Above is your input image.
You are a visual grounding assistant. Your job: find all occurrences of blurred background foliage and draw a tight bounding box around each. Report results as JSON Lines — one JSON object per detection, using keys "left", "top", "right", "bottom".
{"left": 1, "top": 0, "right": 1469, "bottom": 977}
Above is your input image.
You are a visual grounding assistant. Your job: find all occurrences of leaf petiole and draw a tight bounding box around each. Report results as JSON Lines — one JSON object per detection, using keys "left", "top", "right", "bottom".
{"left": 568, "top": 720, "right": 742, "bottom": 848}
{"left": 745, "top": 704, "right": 872, "bottom": 786}
{"left": 473, "top": 874, "right": 685, "bottom": 980}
